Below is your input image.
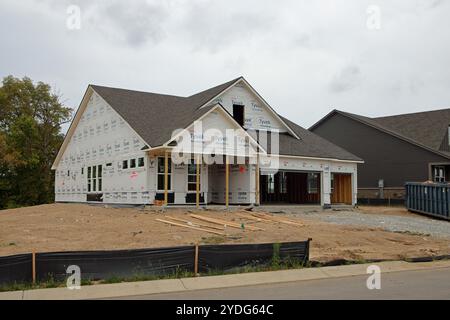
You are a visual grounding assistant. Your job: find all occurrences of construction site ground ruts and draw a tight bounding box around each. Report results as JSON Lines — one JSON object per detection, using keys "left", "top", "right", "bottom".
{"left": 1, "top": 203, "right": 449, "bottom": 263}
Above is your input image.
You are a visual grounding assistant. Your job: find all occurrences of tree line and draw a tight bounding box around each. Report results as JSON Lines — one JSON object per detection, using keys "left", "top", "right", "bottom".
{"left": 0, "top": 76, "right": 72, "bottom": 209}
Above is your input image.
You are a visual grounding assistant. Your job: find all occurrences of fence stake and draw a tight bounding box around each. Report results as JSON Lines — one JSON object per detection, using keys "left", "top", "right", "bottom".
{"left": 32, "top": 251, "right": 36, "bottom": 284}
{"left": 194, "top": 244, "right": 199, "bottom": 276}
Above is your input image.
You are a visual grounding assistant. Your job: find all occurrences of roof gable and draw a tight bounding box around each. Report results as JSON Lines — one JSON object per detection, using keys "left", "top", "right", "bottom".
{"left": 198, "top": 78, "right": 300, "bottom": 139}
{"left": 311, "top": 109, "right": 450, "bottom": 160}
{"left": 168, "top": 104, "right": 262, "bottom": 156}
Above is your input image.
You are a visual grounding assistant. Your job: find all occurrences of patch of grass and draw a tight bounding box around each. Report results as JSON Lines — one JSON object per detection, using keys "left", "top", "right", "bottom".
{"left": 394, "top": 230, "right": 431, "bottom": 237}
{"left": 99, "top": 267, "right": 195, "bottom": 285}
{"left": 201, "top": 236, "right": 227, "bottom": 244}
{"left": 4, "top": 254, "right": 449, "bottom": 293}
{"left": 0, "top": 242, "right": 17, "bottom": 248}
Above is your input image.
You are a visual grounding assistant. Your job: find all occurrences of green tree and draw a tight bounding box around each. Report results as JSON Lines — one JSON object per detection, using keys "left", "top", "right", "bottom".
{"left": 0, "top": 76, "right": 72, "bottom": 208}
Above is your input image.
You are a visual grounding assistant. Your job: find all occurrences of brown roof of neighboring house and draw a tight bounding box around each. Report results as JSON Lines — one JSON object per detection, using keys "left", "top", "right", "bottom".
{"left": 91, "top": 78, "right": 362, "bottom": 162}
{"left": 310, "top": 108, "right": 450, "bottom": 160}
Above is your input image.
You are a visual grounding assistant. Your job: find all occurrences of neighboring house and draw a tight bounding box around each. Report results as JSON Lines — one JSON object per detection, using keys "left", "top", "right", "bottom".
{"left": 52, "top": 77, "right": 361, "bottom": 207}
{"left": 310, "top": 108, "right": 450, "bottom": 201}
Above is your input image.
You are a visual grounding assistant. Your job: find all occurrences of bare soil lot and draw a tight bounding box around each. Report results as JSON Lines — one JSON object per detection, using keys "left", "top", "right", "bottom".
{"left": 1, "top": 204, "right": 449, "bottom": 263}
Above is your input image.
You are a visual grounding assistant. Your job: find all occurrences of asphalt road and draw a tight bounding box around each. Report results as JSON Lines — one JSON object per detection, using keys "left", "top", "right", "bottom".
{"left": 114, "top": 267, "right": 450, "bottom": 300}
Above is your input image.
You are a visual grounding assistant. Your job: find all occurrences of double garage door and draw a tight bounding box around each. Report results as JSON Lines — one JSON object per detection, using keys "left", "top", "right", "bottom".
{"left": 260, "top": 171, "right": 352, "bottom": 205}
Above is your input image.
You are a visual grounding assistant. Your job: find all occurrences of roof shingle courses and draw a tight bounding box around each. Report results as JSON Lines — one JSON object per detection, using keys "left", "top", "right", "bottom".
{"left": 279, "top": 116, "right": 362, "bottom": 161}
{"left": 90, "top": 77, "right": 240, "bottom": 147}
{"left": 332, "top": 109, "right": 450, "bottom": 159}
{"left": 373, "top": 109, "right": 450, "bottom": 151}
{"left": 90, "top": 78, "right": 362, "bottom": 162}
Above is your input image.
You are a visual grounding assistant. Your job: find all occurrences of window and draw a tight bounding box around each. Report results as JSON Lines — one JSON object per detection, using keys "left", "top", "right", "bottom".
{"left": 92, "top": 164, "right": 97, "bottom": 191}
{"left": 138, "top": 157, "right": 145, "bottom": 167}
{"left": 233, "top": 104, "right": 245, "bottom": 126}
{"left": 81, "top": 167, "right": 84, "bottom": 175}
{"left": 98, "top": 165, "right": 102, "bottom": 192}
{"left": 434, "top": 166, "right": 445, "bottom": 183}
{"left": 267, "top": 174, "right": 275, "bottom": 194}
{"left": 307, "top": 173, "right": 319, "bottom": 194}
{"left": 87, "top": 165, "right": 102, "bottom": 193}
{"left": 330, "top": 174, "right": 334, "bottom": 193}
{"left": 279, "top": 172, "right": 287, "bottom": 194}
{"left": 448, "top": 126, "right": 450, "bottom": 146}
{"left": 87, "top": 167, "right": 91, "bottom": 192}
{"left": 187, "top": 159, "right": 200, "bottom": 192}
{"left": 122, "top": 160, "right": 128, "bottom": 170}
{"left": 157, "top": 157, "right": 171, "bottom": 190}
{"left": 67, "top": 170, "right": 70, "bottom": 177}
{"left": 130, "top": 158, "right": 136, "bottom": 168}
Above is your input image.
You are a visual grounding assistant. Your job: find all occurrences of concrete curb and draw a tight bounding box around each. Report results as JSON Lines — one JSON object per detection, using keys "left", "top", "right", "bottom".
{"left": 1, "top": 260, "right": 449, "bottom": 300}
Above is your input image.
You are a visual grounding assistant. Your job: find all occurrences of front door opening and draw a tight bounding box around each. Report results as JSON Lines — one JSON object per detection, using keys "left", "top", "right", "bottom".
{"left": 331, "top": 173, "right": 352, "bottom": 205}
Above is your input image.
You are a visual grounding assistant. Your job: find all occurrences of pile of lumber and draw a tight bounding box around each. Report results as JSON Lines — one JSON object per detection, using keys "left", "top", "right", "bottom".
{"left": 237, "top": 211, "right": 304, "bottom": 227}
{"left": 156, "top": 217, "right": 227, "bottom": 236}
{"left": 156, "top": 211, "right": 303, "bottom": 235}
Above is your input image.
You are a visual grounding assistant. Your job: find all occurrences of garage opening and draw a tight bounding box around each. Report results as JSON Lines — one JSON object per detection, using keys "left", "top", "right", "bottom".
{"left": 331, "top": 173, "right": 352, "bottom": 205}
{"left": 260, "top": 171, "right": 321, "bottom": 204}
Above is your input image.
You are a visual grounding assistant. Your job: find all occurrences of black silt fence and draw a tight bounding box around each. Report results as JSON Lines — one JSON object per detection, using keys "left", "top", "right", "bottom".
{"left": 0, "top": 253, "right": 32, "bottom": 285}
{"left": 0, "top": 240, "right": 310, "bottom": 286}
{"left": 35, "top": 246, "right": 195, "bottom": 282}
{"left": 199, "top": 241, "right": 310, "bottom": 272}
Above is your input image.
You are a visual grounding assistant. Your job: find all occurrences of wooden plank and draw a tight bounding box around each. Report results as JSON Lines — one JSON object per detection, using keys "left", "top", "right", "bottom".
{"left": 255, "top": 155, "right": 260, "bottom": 205}
{"left": 165, "top": 216, "right": 224, "bottom": 230}
{"left": 194, "top": 244, "right": 199, "bottom": 275}
{"left": 189, "top": 214, "right": 265, "bottom": 231}
{"left": 251, "top": 212, "right": 304, "bottom": 227}
{"left": 164, "top": 152, "right": 169, "bottom": 205}
{"left": 225, "top": 156, "right": 229, "bottom": 207}
{"left": 236, "top": 212, "right": 272, "bottom": 223}
{"left": 32, "top": 251, "right": 36, "bottom": 284}
{"left": 196, "top": 155, "right": 200, "bottom": 208}
{"left": 156, "top": 218, "right": 226, "bottom": 235}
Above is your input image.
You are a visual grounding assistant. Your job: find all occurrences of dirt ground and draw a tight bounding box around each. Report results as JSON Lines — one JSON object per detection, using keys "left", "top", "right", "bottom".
{"left": 357, "top": 205, "right": 419, "bottom": 217}
{"left": 1, "top": 203, "right": 449, "bottom": 263}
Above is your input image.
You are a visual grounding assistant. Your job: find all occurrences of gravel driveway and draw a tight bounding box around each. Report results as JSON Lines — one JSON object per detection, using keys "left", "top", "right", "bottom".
{"left": 259, "top": 206, "right": 450, "bottom": 239}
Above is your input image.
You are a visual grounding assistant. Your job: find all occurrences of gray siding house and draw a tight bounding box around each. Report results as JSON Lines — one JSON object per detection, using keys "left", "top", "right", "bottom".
{"left": 310, "top": 109, "right": 450, "bottom": 201}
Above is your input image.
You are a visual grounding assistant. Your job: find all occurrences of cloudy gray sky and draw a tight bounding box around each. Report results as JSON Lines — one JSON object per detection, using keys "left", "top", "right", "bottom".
{"left": 1, "top": 0, "right": 450, "bottom": 130}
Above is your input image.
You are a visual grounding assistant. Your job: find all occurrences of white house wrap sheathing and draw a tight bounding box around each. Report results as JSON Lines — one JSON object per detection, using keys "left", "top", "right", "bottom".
{"left": 55, "top": 92, "right": 149, "bottom": 204}
{"left": 54, "top": 79, "right": 360, "bottom": 206}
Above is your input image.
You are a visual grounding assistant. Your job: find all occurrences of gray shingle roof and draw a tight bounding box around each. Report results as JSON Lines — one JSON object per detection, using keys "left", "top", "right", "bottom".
{"left": 91, "top": 77, "right": 240, "bottom": 147}
{"left": 318, "top": 109, "right": 450, "bottom": 160}
{"left": 373, "top": 109, "right": 450, "bottom": 151}
{"left": 277, "top": 117, "right": 362, "bottom": 161}
{"left": 91, "top": 78, "right": 362, "bottom": 162}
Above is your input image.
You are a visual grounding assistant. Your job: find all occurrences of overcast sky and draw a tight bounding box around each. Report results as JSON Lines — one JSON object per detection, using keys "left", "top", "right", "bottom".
{"left": 1, "top": 0, "right": 450, "bottom": 131}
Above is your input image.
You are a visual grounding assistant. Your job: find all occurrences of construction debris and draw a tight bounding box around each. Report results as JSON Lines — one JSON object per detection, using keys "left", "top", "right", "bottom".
{"left": 155, "top": 218, "right": 226, "bottom": 236}
{"left": 189, "top": 214, "right": 265, "bottom": 231}
{"left": 165, "top": 216, "right": 224, "bottom": 231}
{"left": 250, "top": 212, "right": 304, "bottom": 227}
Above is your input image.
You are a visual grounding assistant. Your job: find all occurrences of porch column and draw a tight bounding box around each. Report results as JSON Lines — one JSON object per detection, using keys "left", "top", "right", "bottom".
{"left": 225, "top": 155, "right": 229, "bottom": 208}
{"left": 255, "top": 154, "right": 260, "bottom": 206}
{"left": 322, "top": 166, "right": 332, "bottom": 209}
{"left": 196, "top": 154, "right": 200, "bottom": 208}
{"left": 164, "top": 151, "right": 169, "bottom": 205}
